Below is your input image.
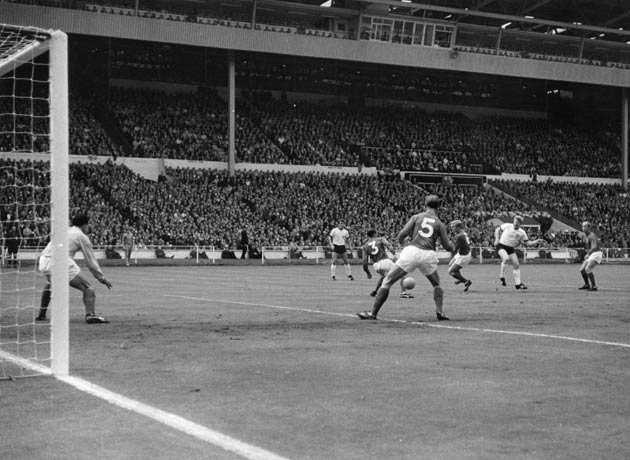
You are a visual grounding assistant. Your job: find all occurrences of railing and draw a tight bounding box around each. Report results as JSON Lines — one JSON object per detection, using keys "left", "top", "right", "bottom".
{"left": 2, "top": 245, "right": 629, "bottom": 266}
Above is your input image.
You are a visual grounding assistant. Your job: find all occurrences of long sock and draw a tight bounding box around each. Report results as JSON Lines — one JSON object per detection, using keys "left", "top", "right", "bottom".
{"left": 372, "top": 288, "right": 390, "bottom": 316}
{"left": 434, "top": 286, "right": 444, "bottom": 314}
{"left": 450, "top": 270, "right": 467, "bottom": 283}
{"left": 588, "top": 272, "right": 596, "bottom": 287}
{"left": 331, "top": 264, "right": 336, "bottom": 277}
{"left": 346, "top": 264, "right": 352, "bottom": 276}
{"left": 513, "top": 269, "right": 521, "bottom": 285}
{"left": 581, "top": 271, "right": 590, "bottom": 286}
{"left": 38, "top": 285, "right": 51, "bottom": 317}
{"left": 500, "top": 262, "right": 507, "bottom": 278}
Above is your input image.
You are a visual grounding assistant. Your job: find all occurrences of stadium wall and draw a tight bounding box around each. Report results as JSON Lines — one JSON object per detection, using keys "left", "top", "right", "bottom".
{"left": 1, "top": 153, "right": 622, "bottom": 182}
{"left": 0, "top": 153, "right": 377, "bottom": 176}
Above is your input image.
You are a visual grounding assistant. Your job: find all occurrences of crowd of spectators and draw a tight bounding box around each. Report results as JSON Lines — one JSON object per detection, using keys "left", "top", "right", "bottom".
{"left": 70, "top": 95, "right": 125, "bottom": 158}
{"left": 1, "top": 159, "right": 629, "bottom": 258}
{"left": 106, "top": 87, "right": 287, "bottom": 163}
{"left": 98, "top": 87, "right": 621, "bottom": 177}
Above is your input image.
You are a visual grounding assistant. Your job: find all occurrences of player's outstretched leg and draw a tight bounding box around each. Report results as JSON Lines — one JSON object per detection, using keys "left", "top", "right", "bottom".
{"left": 358, "top": 267, "right": 406, "bottom": 320}
{"left": 434, "top": 286, "right": 448, "bottom": 321}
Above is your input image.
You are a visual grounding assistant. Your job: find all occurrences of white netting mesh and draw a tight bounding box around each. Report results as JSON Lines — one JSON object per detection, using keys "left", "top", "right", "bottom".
{"left": 0, "top": 23, "right": 53, "bottom": 379}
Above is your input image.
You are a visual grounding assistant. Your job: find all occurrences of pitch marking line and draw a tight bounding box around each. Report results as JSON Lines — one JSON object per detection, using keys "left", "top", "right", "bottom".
{"left": 0, "top": 355, "right": 292, "bottom": 460}
{"left": 165, "top": 295, "right": 630, "bottom": 350}
{"left": 57, "top": 375, "right": 293, "bottom": 460}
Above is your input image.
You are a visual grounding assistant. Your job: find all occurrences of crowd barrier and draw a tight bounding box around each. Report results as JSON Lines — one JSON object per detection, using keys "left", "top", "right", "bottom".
{"left": 2, "top": 246, "right": 629, "bottom": 266}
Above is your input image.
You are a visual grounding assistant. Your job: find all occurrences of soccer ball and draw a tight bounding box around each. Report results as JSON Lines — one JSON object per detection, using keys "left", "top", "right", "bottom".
{"left": 402, "top": 277, "right": 416, "bottom": 290}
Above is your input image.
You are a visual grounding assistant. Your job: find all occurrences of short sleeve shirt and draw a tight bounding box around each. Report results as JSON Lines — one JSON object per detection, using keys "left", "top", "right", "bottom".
{"left": 498, "top": 223, "right": 528, "bottom": 247}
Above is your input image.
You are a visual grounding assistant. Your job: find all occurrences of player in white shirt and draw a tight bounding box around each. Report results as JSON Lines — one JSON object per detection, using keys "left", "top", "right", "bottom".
{"left": 36, "top": 214, "right": 113, "bottom": 323}
{"left": 328, "top": 222, "right": 354, "bottom": 281}
{"left": 494, "top": 215, "right": 542, "bottom": 290}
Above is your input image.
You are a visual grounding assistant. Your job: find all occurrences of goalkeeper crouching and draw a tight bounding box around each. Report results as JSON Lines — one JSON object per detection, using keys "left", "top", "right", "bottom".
{"left": 36, "top": 214, "right": 113, "bottom": 324}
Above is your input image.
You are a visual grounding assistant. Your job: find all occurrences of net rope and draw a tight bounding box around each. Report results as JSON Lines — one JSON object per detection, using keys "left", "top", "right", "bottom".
{"left": 0, "top": 23, "right": 52, "bottom": 379}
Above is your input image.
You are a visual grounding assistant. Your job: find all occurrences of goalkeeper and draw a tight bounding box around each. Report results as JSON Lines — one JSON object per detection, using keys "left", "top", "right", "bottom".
{"left": 36, "top": 214, "right": 112, "bottom": 324}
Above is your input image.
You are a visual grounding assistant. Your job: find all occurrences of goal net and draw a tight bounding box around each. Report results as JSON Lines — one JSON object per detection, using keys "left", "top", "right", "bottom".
{"left": 0, "top": 23, "right": 69, "bottom": 378}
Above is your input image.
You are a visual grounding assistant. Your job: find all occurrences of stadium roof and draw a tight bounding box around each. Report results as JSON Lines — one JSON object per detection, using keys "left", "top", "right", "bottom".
{"left": 261, "top": 0, "right": 630, "bottom": 44}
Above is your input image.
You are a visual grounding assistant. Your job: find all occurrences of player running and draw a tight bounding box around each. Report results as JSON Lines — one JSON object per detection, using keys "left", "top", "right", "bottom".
{"left": 361, "top": 230, "right": 413, "bottom": 299}
{"left": 447, "top": 220, "right": 472, "bottom": 292}
{"left": 578, "top": 221, "right": 602, "bottom": 291}
{"left": 357, "top": 195, "right": 455, "bottom": 321}
{"left": 494, "top": 215, "right": 542, "bottom": 290}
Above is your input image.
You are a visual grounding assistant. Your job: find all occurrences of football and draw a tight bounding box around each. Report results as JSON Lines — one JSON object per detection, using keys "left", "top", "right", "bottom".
{"left": 402, "top": 277, "right": 416, "bottom": 290}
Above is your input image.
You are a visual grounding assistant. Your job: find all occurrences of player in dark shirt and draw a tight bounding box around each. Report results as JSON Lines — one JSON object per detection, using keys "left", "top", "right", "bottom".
{"left": 447, "top": 220, "right": 472, "bottom": 292}
{"left": 361, "top": 230, "right": 413, "bottom": 298}
{"left": 358, "top": 195, "right": 455, "bottom": 321}
{"left": 578, "top": 221, "right": 602, "bottom": 291}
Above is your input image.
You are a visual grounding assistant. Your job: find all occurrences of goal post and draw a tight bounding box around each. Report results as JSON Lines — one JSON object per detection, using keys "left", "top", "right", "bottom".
{"left": 0, "top": 23, "right": 69, "bottom": 378}
{"left": 49, "top": 29, "right": 69, "bottom": 377}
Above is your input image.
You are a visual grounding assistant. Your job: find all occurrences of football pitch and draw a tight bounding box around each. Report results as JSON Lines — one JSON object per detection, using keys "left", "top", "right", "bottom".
{"left": 2, "top": 262, "right": 629, "bottom": 460}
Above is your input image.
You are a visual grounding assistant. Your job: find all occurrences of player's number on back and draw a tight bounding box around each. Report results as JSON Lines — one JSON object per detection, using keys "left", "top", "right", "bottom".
{"left": 419, "top": 217, "right": 435, "bottom": 238}
{"left": 368, "top": 241, "right": 378, "bottom": 255}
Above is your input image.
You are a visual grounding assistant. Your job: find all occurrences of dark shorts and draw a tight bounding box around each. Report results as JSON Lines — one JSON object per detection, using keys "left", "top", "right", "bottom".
{"left": 333, "top": 245, "right": 347, "bottom": 255}
{"left": 496, "top": 243, "right": 515, "bottom": 255}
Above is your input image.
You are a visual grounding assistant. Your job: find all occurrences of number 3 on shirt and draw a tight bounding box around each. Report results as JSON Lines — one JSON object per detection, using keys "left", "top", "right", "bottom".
{"left": 419, "top": 217, "right": 435, "bottom": 237}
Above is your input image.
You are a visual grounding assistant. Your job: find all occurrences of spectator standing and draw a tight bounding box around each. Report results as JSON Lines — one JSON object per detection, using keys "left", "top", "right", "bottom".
{"left": 122, "top": 226, "right": 134, "bottom": 266}
{"left": 4, "top": 223, "right": 21, "bottom": 268}
{"left": 240, "top": 229, "right": 249, "bottom": 259}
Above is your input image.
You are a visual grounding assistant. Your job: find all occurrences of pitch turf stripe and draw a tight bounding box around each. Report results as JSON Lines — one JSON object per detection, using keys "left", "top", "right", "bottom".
{"left": 165, "top": 295, "right": 630, "bottom": 350}
{"left": 17, "top": 371, "right": 292, "bottom": 460}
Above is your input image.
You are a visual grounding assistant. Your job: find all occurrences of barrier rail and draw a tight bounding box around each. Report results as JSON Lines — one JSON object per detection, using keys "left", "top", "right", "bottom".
{"left": 2, "top": 245, "right": 628, "bottom": 266}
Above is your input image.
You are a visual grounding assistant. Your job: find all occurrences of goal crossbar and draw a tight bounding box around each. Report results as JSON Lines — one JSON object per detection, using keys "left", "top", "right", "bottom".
{"left": 0, "top": 25, "right": 51, "bottom": 78}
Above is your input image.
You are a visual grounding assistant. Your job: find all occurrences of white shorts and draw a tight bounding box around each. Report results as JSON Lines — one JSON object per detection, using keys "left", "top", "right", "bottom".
{"left": 373, "top": 259, "right": 395, "bottom": 276}
{"left": 38, "top": 255, "right": 80, "bottom": 281}
{"left": 451, "top": 253, "right": 472, "bottom": 268}
{"left": 586, "top": 251, "right": 603, "bottom": 265}
{"left": 395, "top": 245, "right": 438, "bottom": 276}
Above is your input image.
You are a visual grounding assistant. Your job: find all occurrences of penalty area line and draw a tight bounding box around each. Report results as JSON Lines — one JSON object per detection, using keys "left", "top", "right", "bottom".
{"left": 165, "top": 295, "right": 630, "bottom": 349}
